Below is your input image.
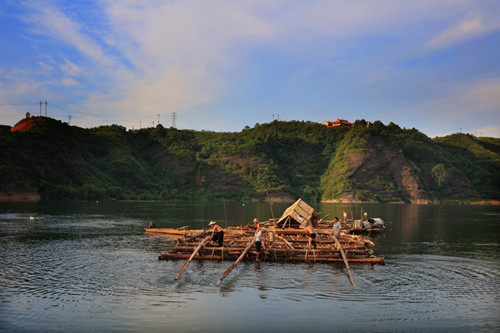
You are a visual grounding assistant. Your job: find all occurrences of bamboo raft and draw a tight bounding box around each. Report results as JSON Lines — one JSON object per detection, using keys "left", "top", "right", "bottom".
{"left": 158, "top": 226, "right": 384, "bottom": 265}
{"left": 155, "top": 199, "right": 385, "bottom": 283}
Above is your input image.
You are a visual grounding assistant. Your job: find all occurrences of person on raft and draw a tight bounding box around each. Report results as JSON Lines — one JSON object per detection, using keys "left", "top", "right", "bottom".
{"left": 311, "top": 209, "right": 319, "bottom": 227}
{"left": 254, "top": 221, "right": 265, "bottom": 262}
{"left": 147, "top": 221, "right": 156, "bottom": 228}
{"left": 331, "top": 217, "right": 341, "bottom": 238}
{"left": 209, "top": 221, "right": 224, "bottom": 247}
{"left": 304, "top": 223, "right": 317, "bottom": 249}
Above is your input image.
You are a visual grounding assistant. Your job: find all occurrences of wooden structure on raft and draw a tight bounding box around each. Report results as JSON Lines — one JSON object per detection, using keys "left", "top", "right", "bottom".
{"left": 157, "top": 199, "right": 384, "bottom": 266}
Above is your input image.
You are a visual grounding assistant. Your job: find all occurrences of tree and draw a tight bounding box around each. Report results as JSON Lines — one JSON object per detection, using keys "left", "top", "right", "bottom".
{"left": 432, "top": 164, "right": 448, "bottom": 188}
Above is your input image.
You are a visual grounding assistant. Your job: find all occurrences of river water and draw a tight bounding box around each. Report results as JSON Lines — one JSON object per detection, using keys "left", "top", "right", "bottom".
{"left": 0, "top": 201, "right": 498, "bottom": 332}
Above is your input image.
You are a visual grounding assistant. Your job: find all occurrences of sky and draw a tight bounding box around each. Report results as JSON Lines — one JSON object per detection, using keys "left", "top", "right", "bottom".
{"left": 1, "top": 0, "right": 499, "bottom": 138}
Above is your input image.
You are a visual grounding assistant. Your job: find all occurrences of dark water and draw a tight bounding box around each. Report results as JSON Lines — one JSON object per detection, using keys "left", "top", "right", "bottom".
{"left": 0, "top": 201, "right": 498, "bottom": 332}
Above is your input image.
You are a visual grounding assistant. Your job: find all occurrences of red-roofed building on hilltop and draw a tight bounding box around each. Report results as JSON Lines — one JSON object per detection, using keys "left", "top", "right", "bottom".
{"left": 322, "top": 119, "right": 354, "bottom": 128}
{"left": 11, "top": 118, "right": 35, "bottom": 132}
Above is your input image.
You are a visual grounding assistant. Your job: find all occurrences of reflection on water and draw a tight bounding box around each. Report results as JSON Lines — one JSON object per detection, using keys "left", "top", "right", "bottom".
{"left": 0, "top": 201, "right": 499, "bottom": 332}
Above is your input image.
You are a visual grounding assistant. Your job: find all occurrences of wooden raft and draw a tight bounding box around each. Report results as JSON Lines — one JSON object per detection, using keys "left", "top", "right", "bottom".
{"left": 158, "top": 226, "right": 385, "bottom": 265}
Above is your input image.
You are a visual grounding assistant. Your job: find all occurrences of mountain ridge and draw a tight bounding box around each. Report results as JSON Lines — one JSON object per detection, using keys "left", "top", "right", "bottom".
{"left": 1, "top": 116, "right": 498, "bottom": 203}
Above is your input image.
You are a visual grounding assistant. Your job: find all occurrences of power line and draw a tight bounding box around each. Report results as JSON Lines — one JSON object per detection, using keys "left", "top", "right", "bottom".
{"left": 0, "top": 102, "right": 40, "bottom": 106}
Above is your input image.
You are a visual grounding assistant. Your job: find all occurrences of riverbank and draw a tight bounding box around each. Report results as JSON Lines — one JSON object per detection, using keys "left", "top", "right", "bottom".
{"left": 0, "top": 187, "right": 40, "bottom": 202}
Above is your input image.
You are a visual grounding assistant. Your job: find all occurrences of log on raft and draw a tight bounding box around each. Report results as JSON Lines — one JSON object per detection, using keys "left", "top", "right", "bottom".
{"left": 154, "top": 224, "right": 384, "bottom": 265}
{"left": 159, "top": 252, "right": 385, "bottom": 264}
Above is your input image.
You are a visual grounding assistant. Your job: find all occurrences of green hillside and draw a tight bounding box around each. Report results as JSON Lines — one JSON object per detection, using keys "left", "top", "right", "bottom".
{"left": 1, "top": 116, "right": 499, "bottom": 203}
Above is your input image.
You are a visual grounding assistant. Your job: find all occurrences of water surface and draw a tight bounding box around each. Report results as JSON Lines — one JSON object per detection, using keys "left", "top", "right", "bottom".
{"left": 0, "top": 201, "right": 498, "bottom": 332}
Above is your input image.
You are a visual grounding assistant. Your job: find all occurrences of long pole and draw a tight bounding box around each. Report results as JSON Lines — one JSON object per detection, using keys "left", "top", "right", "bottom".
{"left": 175, "top": 235, "right": 211, "bottom": 280}
{"left": 223, "top": 200, "right": 228, "bottom": 229}
{"left": 332, "top": 234, "right": 355, "bottom": 287}
{"left": 318, "top": 213, "right": 330, "bottom": 223}
{"left": 220, "top": 238, "right": 255, "bottom": 281}
{"left": 266, "top": 192, "right": 274, "bottom": 219}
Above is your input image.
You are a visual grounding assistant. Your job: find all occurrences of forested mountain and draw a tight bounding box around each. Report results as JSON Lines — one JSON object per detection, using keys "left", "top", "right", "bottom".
{"left": 1, "top": 116, "right": 499, "bottom": 203}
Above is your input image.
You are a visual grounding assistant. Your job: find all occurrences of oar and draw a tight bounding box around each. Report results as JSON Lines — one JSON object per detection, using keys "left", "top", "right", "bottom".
{"left": 220, "top": 238, "right": 255, "bottom": 282}
{"left": 175, "top": 235, "right": 211, "bottom": 280}
{"left": 332, "top": 234, "right": 355, "bottom": 287}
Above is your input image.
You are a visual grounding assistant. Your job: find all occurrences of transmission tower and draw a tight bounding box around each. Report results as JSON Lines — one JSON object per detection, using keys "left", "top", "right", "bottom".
{"left": 172, "top": 112, "right": 177, "bottom": 128}
{"left": 39, "top": 101, "right": 48, "bottom": 116}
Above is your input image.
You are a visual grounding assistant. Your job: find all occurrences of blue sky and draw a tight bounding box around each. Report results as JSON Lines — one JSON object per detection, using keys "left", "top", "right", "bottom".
{"left": 1, "top": 0, "right": 499, "bottom": 137}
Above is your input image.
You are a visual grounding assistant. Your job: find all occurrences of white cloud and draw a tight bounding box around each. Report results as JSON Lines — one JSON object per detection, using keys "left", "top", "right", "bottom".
{"left": 426, "top": 15, "right": 500, "bottom": 50}
{"left": 22, "top": 2, "right": 111, "bottom": 66}
{"left": 60, "top": 58, "right": 81, "bottom": 77}
{"left": 462, "top": 78, "right": 500, "bottom": 110}
{"left": 415, "top": 77, "right": 500, "bottom": 117}
{"left": 468, "top": 125, "right": 500, "bottom": 138}
{"left": 62, "top": 78, "right": 79, "bottom": 87}
{"left": 87, "top": 0, "right": 275, "bottom": 122}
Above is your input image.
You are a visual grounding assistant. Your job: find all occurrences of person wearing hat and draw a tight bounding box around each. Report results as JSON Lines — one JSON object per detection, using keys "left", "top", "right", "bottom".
{"left": 253, "top": 218, "right": 266, "bottom": 261}
{"left": 209, "top": 221, "right": 224, "bottom": 247}
{"left": 254, "top": 224, "right": 265, "bottom": 262}
{"left": 253, "top": 218, "right": 261, "bottom": 231}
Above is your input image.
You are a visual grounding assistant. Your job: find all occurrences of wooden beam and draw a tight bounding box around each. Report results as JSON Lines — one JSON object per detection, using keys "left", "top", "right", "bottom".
{"left": 175, "top": 235, "right": 211, "bottom": 280}
{"left": 333, "top": 234, "right": 355, "bottom": 287}
{"left": 220, "top": 239, "right": 256, "bottom": 281}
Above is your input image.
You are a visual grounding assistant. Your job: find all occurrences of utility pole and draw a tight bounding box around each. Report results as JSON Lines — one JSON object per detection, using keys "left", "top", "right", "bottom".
{"left": 39, "top": 101, "right": 48, "bottom": 116}
{"left": 172, "top": 112, "right": 177, "bottom": 128}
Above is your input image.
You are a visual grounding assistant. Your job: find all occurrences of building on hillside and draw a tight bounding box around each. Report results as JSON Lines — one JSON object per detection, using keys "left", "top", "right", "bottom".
{"left": 322, "top": 119, "right": 354, "bottom": 128}
{"left": 0, "top": 125, "right": 12, "bottom": 132}
{"left": 11, "top": 118, "right": 34, "bottom": 132}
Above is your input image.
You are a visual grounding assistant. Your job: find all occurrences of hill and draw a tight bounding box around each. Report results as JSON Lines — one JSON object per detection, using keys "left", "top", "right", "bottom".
{"left": 1, "top": 116, "right": 499, "bottom": 203}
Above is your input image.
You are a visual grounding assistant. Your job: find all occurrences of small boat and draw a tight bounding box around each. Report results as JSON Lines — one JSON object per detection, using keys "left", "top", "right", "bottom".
{"left": 144, "top": 227, "right": 201, "bottom": 237}
{"left": 145, "top": 226, "right": 248, "bottom": 238}
{"left": 346, "top": 217, "right": 386, "bottom": 234}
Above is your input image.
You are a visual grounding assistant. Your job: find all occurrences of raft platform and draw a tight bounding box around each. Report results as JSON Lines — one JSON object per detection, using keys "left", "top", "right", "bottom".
{"left": 158, "top": 226, "right": 384, "bottom": 265}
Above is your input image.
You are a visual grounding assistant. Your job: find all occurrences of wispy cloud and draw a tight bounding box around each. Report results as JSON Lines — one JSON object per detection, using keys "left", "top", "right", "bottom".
{"left": 426, "top": 15, "right": 500, "bottom": 50}
{"left": 21, "top": 2, "right": 110, "bottom": 65}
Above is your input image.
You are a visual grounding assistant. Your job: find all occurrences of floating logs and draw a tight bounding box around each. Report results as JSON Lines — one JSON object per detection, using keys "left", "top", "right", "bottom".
{"left": 158, "top": 225, "right": 384, "bottom": 265}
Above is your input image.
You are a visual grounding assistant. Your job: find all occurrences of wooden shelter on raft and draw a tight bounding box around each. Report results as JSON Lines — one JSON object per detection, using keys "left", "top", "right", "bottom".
{"left": 275, "top": 198, "right": 316, "bottom": 228}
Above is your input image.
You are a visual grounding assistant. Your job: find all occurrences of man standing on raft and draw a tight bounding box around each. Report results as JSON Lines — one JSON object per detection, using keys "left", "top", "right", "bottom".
{"left": 304, "top": 223, "right": 317, "bottom": 249}
{"left": 254, "top": 218, "right": 265, "bottom": 262}
{"left": 209, "top": 221, "right": 224, "bottom": 247}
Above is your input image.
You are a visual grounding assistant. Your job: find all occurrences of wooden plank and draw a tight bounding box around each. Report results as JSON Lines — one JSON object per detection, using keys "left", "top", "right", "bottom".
{"left": 159, "top": 252, "right": 385, "bottom": 264}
